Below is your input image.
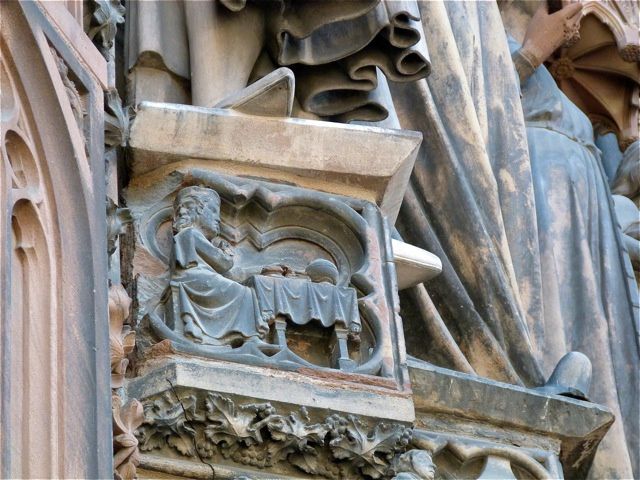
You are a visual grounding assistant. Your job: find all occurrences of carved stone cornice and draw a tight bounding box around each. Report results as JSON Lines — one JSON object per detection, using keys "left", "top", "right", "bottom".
{"left": 136, "top": 390, "right": 413, "bottom": 479}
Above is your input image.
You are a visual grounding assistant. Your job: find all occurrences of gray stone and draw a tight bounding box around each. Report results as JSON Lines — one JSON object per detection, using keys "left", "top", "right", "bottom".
{"left": 128, "top": 101, "right": 422, "bottom": 222}
{"left": 215, "top": 67, "right": 295, "bottom": 118}
{"left": 408, "top": 358, "right": 614, "bottom": 478}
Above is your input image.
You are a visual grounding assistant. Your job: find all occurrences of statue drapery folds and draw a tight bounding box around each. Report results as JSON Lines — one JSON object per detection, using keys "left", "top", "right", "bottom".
{"left": 392, "top": 2, "right": 639, "bottom": 477}
{"left": 126, "top": 0, "right": 430, "bottom": 122}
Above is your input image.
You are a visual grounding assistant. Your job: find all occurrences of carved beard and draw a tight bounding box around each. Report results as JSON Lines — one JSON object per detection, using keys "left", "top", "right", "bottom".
{"left": 173, "top": 211, "right": 196, "bottom": 232}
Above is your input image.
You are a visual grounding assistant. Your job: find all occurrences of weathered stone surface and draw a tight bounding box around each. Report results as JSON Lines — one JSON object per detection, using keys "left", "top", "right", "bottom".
{"left": 128, "top": 357, "right": 414, "bottom": 424}
{"left": 127, "top": 171, "right": 408, "bottom": 381}
{"left": 1, "top": 2, "right": 111, "bottom": 478}
{"left": 128, "top": 102, "right": 422, "bottom": 221}
{"left": 129, "top": 377, "right": 413, "bottom": 478}
{"left": 409, "top": 359, "right": 614, "bottom": 479}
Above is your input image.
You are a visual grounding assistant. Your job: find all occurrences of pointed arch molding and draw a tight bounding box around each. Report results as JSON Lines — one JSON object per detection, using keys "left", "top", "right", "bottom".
{"left": 1, "top": 2, "right": 111, "bottom": 479}
{"left": 581, "top": 1, "right": 640, "bottom": 62}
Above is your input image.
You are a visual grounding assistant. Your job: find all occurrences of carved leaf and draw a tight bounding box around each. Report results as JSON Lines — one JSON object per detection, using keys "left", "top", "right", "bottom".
{"left": 289, "top": 451, "right": 342, "bottom": 480}
{"left": 203, "top": 394, "right": 273, "bottom": 448}
{"left": 266, "top": 408, "right": 329, "bottom": 463}
{"left": 137, "top": 393, "right": 199, "bottom": 457}
{"left": 328, "top": 415, "right": 412, "bottom": 479}
{"left": 113, "top": 396, "right": 144, "bottom": 480}
{"left": 104, "top": 89, "right": 130, "bottom": 148}
{"left": 167, "top": 430, "right": 197, "bottom": 457}
{"left": 108, "top": 285, "right": 134, "bottom": 389}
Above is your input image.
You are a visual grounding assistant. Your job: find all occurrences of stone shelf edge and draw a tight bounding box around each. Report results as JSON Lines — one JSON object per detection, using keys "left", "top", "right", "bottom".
{"left": 408, "top": 358, "right": 614, "bottom": 478}
{"left": 128, "top": 101, "right": 423, "bottom": 222}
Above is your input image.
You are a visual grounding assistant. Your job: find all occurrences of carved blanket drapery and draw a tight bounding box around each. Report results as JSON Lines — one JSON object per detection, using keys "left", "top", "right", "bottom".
{"left": 249, "top": 275, "right": 360, "bottom": 331}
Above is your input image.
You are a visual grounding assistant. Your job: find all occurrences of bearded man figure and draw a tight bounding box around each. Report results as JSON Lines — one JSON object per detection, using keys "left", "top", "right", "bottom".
{"left": 165, "top": 186, "right": 267, "bottom": 347}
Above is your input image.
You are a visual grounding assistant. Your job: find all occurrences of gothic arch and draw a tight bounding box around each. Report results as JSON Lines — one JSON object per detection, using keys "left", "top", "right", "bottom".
{"left": 1, "top": 2, "right": 111, "bottom": 478}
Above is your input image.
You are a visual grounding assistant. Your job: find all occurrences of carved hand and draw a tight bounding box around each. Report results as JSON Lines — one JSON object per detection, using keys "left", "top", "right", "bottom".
{"left": 521, "top": 2, "right": 583, "bottom": 67}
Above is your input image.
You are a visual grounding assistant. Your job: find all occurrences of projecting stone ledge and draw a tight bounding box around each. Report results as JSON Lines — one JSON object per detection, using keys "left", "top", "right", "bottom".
{"left": 128, "top": 101, "right": 422, "bottom": 221}
{"left": 409, "top": 359, "right": 614, "bottom": 479}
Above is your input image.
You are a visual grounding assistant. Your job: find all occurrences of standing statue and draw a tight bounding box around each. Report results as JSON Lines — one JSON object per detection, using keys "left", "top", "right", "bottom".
{"left": 165, "top": 186, "right": 267, "bottom": 347}
{"left": 390, "top": 2, "right": 638, "bottom": 477}
{"left": 505, "top": 3, "right": 639, "bottom": 477}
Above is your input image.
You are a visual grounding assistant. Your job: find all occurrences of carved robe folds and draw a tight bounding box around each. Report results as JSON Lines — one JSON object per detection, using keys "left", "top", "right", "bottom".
{"left": 167, "top": 227, "right": 266, "bottom": 346}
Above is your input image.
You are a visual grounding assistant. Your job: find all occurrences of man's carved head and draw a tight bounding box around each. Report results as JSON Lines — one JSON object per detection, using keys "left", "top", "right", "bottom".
{"left": 173, "top": 186, "right": 221, "bottom": 239}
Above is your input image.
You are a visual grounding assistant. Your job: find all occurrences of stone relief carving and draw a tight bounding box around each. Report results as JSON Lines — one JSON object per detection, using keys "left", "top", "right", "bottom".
{"left": 109, "top": 285, "right": 143, "bottom": 480}
{"left": 164, "top": 186, "right": 268, "bottom": 347}
{"left": 109, "top": 284, "right": 135, "bottom": 388}
{"left": 137, "top": 390, "right": 413, "bottom": 479}
{"left": 327, "top": 415, "right": 412, "bottom": 479}
{"left": 113, "top": 395, "right": 144, "bottom": 480}
{"left": 391, "top": 450, "right": 435, "bottom": 480}
{"left": 49, "top": 46, "right": 86, "bottom": 127}
{"left": 104, "top": 89, "right": 130, "bottom": 149}
{"left": 88, "top": 0, "right": 125, "bottom": 61}
{"left": 107, "top": 197, "right": 133, "bottom": 257}
{"left": 134, "top": 171, "right": 400, "bottom": 377}
{"left": 136, "top": 390, "right": 563, "bottom": 479}
{"left": 138, "top": 392, "right": 200, "bottom": 457}
{"left": 409, "top": 430, "right": 562, "bottom": 480}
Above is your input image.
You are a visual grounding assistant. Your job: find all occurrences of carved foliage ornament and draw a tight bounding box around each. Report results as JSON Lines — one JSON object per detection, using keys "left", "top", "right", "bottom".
{"left": 137, "top": 392, "right": 415, "bottom": 479}
{"left": 104, "top": 89, "right": 130, "bottom": 149}
{"left": 109, "top": 284, "right": 135, "bottom": 388}
{"left": 88, "top": 0, "right": 125, "bottom": 59}
{"left": 109, "top": 285, "right": 143, "bottom": 480}
{"left": 113, "top": 395, "right": 144, "bottom": 480}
